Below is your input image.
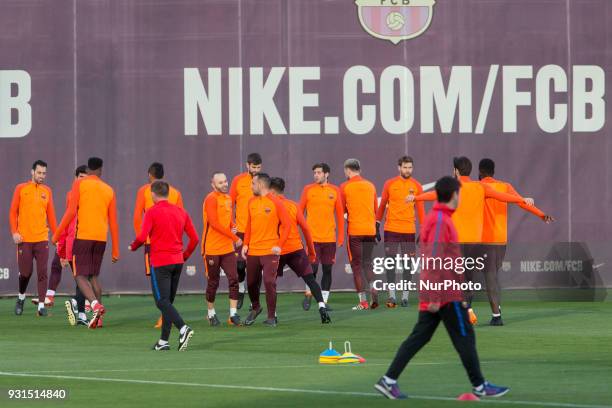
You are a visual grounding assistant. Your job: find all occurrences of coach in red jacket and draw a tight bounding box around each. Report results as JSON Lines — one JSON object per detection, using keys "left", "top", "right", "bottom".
{"left": 129, "top": 181, "right": 199, "bottom": 352}
{"left": 375, "top": 176, "right": 510, "bottom": 400}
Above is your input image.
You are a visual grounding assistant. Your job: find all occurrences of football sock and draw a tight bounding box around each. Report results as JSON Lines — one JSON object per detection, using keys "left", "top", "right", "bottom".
{"left": 238, "top": 281, "right": 245, "bottom": 293}
{"left": 388, "top": 289, "right": 396, "bottom": 298}
{"left": 492, "top": 313, "right": 501, "bottom": 317}
{"left": 322, "top": 290, "right": 330, "bottom": 303}
{"left": 207, "top": 308, "right": 216, "bottom": 318}
{"left": 318, "top": 302, "right": 326, "bottom": 309}
{"left": 358, "top": 292, "right": 367, "bottom": 302}
{"left": 383, "top": 376, "right": 397, "bottom": 384}
{"left": 18, "top": 293, "right": 26, "bottom": 301}
{"left": 38, "top": 302, "right": 44, "bottom": 311}
{"left": 91, "top": 300, "right": 99, "bottom": 309}
{"left": 46, "top": 289, "right": 55, "bottom": 297}
{"left": 230, "top": 308, "right": 237, "bottom": 317}
{"left": 401, "top": 291, "right": 409, "bottom": 300}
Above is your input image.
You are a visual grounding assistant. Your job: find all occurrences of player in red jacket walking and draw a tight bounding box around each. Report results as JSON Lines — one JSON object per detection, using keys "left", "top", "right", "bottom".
{"left": 375, "top": 176, "right": 510, "bottom": 400}
{"left": 129, "top": 181, "right": 199, "bottom": 351}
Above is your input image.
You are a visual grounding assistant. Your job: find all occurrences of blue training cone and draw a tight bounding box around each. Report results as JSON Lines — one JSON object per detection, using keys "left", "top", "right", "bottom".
{"left": 319, "top": 341, "right": 342, "bottom": 364}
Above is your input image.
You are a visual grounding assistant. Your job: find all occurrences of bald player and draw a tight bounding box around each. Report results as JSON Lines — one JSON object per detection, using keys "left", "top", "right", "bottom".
{"left": 52, "top": 157, "right": 119, "bottom": 329}
{"left": 230, "top": 153, "right": 263, "bottom": 309}
{"left": 241, "top": 173, "right": 291, "bottom": 327}
{"left": 10, "top": 160, "right": 57, "bottom": 317}
{"left": 202, "top": 172, "right": 242, "bottom": 327}
{"left": 377, "top": 156, "right": 425, "bottom": 308}
{"left": 298, "top": 163, "right": 344, "bottom": 311}
{"left": 340, "top": 158, "right": 380, "bottom": 311}
{"left": 134, "top": 162, "right": 184, "bottom": 328}
{"left": 478, "top": 158, "right": 554, "bottom": 325}
{"left": 270, "top": 177, "right": 331, "bottom": 324}
{"left": 411, "top": 156, "right": 532, "bottom": 324}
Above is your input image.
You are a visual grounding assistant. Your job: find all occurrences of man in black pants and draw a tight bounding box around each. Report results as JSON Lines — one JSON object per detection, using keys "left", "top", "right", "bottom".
{"left": 375, "top": 176, "right": 510, "bottom": 400}
{"left": 129, "top": 181, "right": 199, "bottom": 351}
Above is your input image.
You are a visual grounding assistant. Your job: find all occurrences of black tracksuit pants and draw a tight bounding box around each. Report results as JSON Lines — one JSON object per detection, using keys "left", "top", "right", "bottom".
{"left": 385, "top": 302, "right": 485, "bottom": 387}
{"left": 150, "top": 263, "right": 186, "bottom": 341}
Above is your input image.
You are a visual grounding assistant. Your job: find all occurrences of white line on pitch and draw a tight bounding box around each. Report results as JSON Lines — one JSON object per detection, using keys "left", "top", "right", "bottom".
{"left": 0, "top": 371, "right": 610, "bottom": 408}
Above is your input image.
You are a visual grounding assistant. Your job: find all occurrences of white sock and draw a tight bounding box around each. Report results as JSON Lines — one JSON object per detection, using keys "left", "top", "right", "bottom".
{"left": 78, "top": 312, "right": 87, "bottom": 320}
{"left": 388, "top": 289, "right": 396, "bottom": 298}
{"left": 180, "top": 325, "right": 187, "bottom": 335}
{"left": 18, "top": 293, "right": 26, "bottom": 301}
{"left": 91, "top": 300, "right": 99, "bottom": 309}
{"left": 305, "top": 283, "right": 310, "bottom": 292}
{"left": 207, "top": 308, "right": 216, "bottom": 318}
{"left": 46, "top": 289, "right": 55, "bottom": 297}
{"left": 383, "top": 375, "right": 397, "bottom": 384}
{"left": 230, "top": 307, "right": 237, "bottom": 317}
{"left": 492, "top": 313, "right": 501, "bottom": 317}
{"left": 402, "top": 291, "right": 410, "bottom": 300}
{"left": 38, "top": 302, "right": 45, "bottom": 311}
{"left": 474, "top": 383, "right": 485, "bottom": 391}
{"left": 238, "top": 281, "right": 245, "bottom": 293}
{"left": 158, "top": 339, "right": 168, "bottom": 346}
{"left": 358, "top": 292, "right": 367, "bottom": 302}
{"left": 318, "top": 302, "right": 326, "bottom": 309}
{"left": 322, "top": 291, "right": 330, "bottom": 303}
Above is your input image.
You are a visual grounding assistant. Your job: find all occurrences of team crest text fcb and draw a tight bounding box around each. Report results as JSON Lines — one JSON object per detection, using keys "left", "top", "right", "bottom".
{"left": 355, "top": 0, "right": 435, "bottom": 45}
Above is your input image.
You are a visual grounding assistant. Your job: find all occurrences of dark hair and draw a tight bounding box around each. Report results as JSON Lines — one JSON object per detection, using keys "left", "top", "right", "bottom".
{"left": 254, "top": 172, "right": 271, "bottom": 188}
{"left": 479, "top": 158, "right": 495, "bottom": 177}
{"left": 343, "top": 158, "right": 361, "bottom": 172}
{"left": 148, "top": 162, "right": 164, "bottom": 180}
{"left": 87, "top": 157, "right": 103, "bottom": 171}
{"left": 453, "top": 156, "right": 472, "bottom": 176}
{"left": 312, "top": 163, "right": 331, "bottom": 174}
{"left": 75, "top": 165, "right": 88, "bottom": 177}
{"left": 32, "top": 160, "right": 47, "bottom": 170}
{"left": 397, "top": 156, "right": 414, "bottom": 166}
{"left": 435, "top": 176, "right": 461, "bottom": 203}
{"left": 151, "top": 181, "right": 169, "bottom": 198}
{"left": 247, "top": 153, "right": 262, "bottom": 165}
{"left": 270, "top": 177, "right": 285, "bottom": 193}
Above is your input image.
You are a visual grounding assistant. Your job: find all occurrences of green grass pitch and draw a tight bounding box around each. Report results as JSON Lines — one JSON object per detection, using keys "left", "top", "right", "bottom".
{"left": 0, "top": 293, "right": 611, "bottom": 408}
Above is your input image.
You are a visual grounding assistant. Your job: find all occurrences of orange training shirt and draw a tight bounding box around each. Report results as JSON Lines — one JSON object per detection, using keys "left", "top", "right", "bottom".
{"left": 9, "top": 181, "right": 57, "bottom": 242}
{"left": 415, "top": 176, "right": 524, "bottom": 243}
{"left": 340, "top": 175, "right": 378, "bottom": 236}
{"left": 376, "top": 176, "right": 425, "bottom": 234}
{"left": 277, "top": 194, "right": 316, "bottom": 255}
{"left": 230, "top": 172, "right": 253, "bottom": 233}
{"left": 53, "top": 175, "right": 119, "bottom": 258}
{"left": 243, "top": 194, "right": 291, "bottom": 256}
{"left": 298, "top": 183, "right": 344, "bottom": 245}
{"left": 480, "top": 176, "right": 546, "bottom": 244}
{"left": 133, "top": 183, "right": 183, "bottom": 243}
{"left": 202, "top": 191, "right": 239, "bottom": 256}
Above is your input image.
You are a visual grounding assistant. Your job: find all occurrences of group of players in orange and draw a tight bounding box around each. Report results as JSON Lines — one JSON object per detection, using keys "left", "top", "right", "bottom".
{"left": 10, "top": 152, "right": 553, "bottom": 334}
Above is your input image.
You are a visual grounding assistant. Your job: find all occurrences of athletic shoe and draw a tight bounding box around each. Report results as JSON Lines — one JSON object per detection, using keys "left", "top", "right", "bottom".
{"left": 178, "top": 326, "right": 194, "bottom": 351}
{"left": 228, "top": 314, "right": 242, "bottom": 326}
{"left": 374, "top": 377, "right": 407, "bottom": 400}
{"left": 400, "top": 298, "right": 409, "bottom": 308}
{"left": 371, "top": 291, "right": 379, "bottom": 309}
{"left": 37, "top": 307, "right": 48, "bottom": 317}
{"left": 489, "top": 316, "right": 504, "bottom": 326}
{"left": 77, "top": 317, "right": 90, "bottom": 326}
{"left": 85, "top": 300, "right": 91, "bottom": 313}
{"left": 154, "top": 316, "right": 162, "bottom": 328}
{"left": 237, "top": 292, "right": 245, "bottom": 310}
{"left": 89, "top": 303, "right": 105, "bottom": 329}
{"left": 208, "top": 314, "right": 221, "bottom": 327}
{"left": 473, "top": 381, "right": 510, "bottom": 398}
{"left": 152, "top": 342, "right": 170, "bottom": 351}
{"left": 319, "top": 307, "right": 331, "bottom": 324}
{"left": 302, "top": 294, "right": 312, "bottom": 311}
{"left": 15, "top": 299, "right": 24, "bottom": 316}
{"left": 65, "top": 300, "right": 76, "bottom": 326}
{"left": 385, "top": 297, "right": 397, "bottom": 308}
{"left": 262, "top": 318, "right": 277, "bottom": 327}
{"left": 352, "top": 301, "right": 370, "bottom": 310}
{"left": 468, "top": 308, "right": 478, "bottom": 325}
{"left": 70, "top": 298, "right": 78, "bottom": 315}
{"left": 244, "top": 307, "right": 262, "bottom": 326}
{"left": 96, "top": 317, "right": 103, "bottom": 328}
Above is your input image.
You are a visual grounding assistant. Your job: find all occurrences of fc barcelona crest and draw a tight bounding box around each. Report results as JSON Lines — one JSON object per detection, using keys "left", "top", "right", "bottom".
{"left": 355, "top": 0, "right": 435, "bottom": 45}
